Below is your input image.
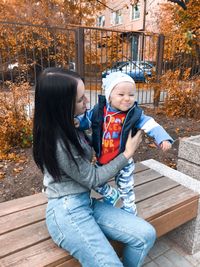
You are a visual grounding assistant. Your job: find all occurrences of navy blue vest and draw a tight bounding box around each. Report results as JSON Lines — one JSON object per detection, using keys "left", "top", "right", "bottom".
{"left": 91, "top": 95, "right": 142, "bottom": 157}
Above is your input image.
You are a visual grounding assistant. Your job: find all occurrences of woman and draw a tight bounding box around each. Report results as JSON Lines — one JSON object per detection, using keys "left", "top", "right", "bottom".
{"left": 33, "top": 67, "right": 156, "bottom": 267}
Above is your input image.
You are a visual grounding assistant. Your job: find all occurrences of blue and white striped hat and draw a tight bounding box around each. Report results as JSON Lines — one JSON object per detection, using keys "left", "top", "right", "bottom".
{"left": 102, "top": 72, "right": 136, "bottom": 102}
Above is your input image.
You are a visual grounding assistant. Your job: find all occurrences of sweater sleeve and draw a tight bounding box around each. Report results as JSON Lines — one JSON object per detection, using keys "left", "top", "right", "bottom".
{"left": 56, "top": 142, "right": 129, "bottom": 190}
{"left": 135, "top": 113, "right": 174, "bottom": 145}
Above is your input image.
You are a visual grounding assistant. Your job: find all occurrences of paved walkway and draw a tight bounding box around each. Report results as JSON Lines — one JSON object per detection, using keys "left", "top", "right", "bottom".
{"left": 143, "top": 236, "right": 200, "bottom": 267}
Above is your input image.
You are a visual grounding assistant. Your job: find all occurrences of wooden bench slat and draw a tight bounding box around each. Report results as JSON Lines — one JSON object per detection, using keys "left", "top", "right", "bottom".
{"left": 0, "top": 237, "right": 123, "bottom": 267}
{"left": 0, "top": 204, "right": 46, "bottom": 235}
{"left": 137, "top": 185, "right": 199, "bottom": 221}
{"left": 0, "top": 193, "right": 47, "bottom": 217}
{"left": 54, "top": 259, "right": 81, "bottom": 267}
{"left": 134, "top": 162, "right": 149, "bottom": 173}
{"left": 113, "top": 176, "right": 179, "bottom": 205}
{"left": 150, "top": 199, "right": 199, "bottom": 237}
{"left": 134, "top": 168, "right": 163, "bottom": 186}
{"left": 135, "top": 176, "right": 179, "bottom": 203}
{"left": 91, "top": 167, "right": 163, "bottom": 200}
{"left": 0, "top": 239, "right": 71, "bottom": 267}
{"left": 0, "top": 221, "right": 49, "bottom": 258}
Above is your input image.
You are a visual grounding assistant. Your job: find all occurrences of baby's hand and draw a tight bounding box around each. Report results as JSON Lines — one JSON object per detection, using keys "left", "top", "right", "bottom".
{"left": 160, "top": 141, "right": 172, "bottom": 152}
{"left": 74, "top": 118, "right": 80, "bottom": 128}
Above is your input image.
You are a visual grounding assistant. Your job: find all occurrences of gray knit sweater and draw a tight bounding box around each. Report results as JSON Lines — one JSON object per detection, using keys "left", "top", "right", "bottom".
{"left": 43, "top": 131, "right": 129, "bottom": 198}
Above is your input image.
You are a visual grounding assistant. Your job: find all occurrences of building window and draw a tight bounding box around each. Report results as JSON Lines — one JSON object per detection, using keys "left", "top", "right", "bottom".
{"left": 132, "top": 4, "right": 140, "bottom": 20}
{"left": 112, "top": 10, "right": 122, "bottom": 25}
{"left": 97, "top": 15, "right": 105, "bottom": 27}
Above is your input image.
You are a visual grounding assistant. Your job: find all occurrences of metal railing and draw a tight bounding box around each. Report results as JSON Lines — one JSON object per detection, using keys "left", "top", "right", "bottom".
{"left": 0, "top": 21, "right": 199, "bottom": 107}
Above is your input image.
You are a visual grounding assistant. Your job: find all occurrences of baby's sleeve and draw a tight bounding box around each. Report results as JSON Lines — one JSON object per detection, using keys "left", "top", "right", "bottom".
{"left": 136, "top": 113, "right": 174, "bottom": 145}
{"left": 76, "top": 109, "right": 93, "bottom": 131}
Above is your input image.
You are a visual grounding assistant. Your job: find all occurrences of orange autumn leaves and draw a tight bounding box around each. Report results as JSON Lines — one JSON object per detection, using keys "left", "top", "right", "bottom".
{"left": 0, "top": 82, "right": 33, "bottom": 161}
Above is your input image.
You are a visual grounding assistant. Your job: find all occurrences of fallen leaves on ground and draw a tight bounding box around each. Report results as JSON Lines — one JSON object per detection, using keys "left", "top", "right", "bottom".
{"left": 13, "top": 166, "right": 24, "bottom": 173}
{"left": 0, "top": 171, "right": 6, "bottom": 179}
{"left": 148, "top": 143, "right": 157, "bottom": 148}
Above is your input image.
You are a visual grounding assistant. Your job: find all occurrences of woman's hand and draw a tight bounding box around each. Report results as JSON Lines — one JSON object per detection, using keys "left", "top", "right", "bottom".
{"left": 123, "top": 130, "right": 143, "bottom": 159}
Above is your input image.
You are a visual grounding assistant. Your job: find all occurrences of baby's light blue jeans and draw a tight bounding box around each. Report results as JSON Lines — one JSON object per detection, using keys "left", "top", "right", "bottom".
{"left": 46, "top": 192, "right": 156, "bottom": 267}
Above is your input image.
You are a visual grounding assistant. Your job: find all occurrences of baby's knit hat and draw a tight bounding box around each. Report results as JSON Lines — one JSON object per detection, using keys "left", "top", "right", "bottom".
{"left": 102, "top": 72, "right": 136, "bottom": 102}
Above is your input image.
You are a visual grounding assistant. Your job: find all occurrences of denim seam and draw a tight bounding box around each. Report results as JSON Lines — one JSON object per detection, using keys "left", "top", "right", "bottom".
{"left": 98, "top": 221, "right": 144, "bottom": 240}
{"left": 67, "top": 214, "right": 111, "bottom": 267}
{"left": 98, "top": 222, "right": 145, "bottom": 244}
{"left": 62, "top": 197, "right": 117, "bottom": 266}
{"left": 49, "top": 210, "right": 65, "bottom": 246}
{"left": 136, "top": 242, "right": 147, "bottom": 267}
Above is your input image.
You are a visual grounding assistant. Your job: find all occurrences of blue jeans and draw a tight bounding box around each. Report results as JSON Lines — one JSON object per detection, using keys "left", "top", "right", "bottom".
{"left": 46, "top": 192, "right": 156, "bottom": 267}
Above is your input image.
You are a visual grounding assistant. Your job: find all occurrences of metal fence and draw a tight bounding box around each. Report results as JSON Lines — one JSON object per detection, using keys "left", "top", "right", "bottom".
{"left": 0, "top": 21, "right": 199, "bottom": 107}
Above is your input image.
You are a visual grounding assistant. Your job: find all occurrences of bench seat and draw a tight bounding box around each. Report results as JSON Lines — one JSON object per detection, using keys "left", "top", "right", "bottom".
{"left": 0, "top": 162, "right": 199, "bottom": 267}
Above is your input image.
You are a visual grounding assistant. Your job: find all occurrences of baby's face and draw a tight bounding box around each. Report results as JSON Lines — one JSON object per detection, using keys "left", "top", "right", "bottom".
{"left": 109, "top": 82, "right": 135, "bottom": 111}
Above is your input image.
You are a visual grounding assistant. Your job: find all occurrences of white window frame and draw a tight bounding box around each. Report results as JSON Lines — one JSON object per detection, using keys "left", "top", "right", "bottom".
{"left": 97, "top": 15, "right": 105, "bottom": 27}
{"left": 131, "top": 4, "right": 140, "bottom": 20}
{"left": 111, "top": 9, "right": 122, "bottom": 25}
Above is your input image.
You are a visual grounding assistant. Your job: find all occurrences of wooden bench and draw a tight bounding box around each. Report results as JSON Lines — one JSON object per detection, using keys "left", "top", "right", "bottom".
{"left": 0, "top": 162, "right": 199, "bottom": 267}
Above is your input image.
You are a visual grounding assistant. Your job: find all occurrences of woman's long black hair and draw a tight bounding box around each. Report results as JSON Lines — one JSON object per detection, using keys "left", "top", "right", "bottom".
{"left": 33, "top": 67, "right": 85, "bottom": 182}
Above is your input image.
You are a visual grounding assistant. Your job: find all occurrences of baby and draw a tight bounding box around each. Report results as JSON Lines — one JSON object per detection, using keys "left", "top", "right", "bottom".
{"left": 77, "top": 72, "right": 173, "bottom": 214}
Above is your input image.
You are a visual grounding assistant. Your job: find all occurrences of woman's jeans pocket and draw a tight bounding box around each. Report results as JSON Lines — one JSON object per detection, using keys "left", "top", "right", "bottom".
{"left": 46, "top": 208, "right": 64, "bottom": 247}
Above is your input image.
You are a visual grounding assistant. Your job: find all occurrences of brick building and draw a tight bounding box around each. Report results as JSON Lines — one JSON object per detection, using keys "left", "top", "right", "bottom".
{"left": 96, "top": 0, "right": 167, "bottom": 61}
{"left": 97, "top": 0, "right": 167, "bottom": 33}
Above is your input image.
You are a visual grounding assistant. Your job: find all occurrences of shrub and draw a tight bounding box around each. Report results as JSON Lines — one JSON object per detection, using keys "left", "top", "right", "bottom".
{"left": 160, "top": 70, "right": 200, "bottom": 119}
{"left": 0, "top": 82, "right": 33, "bottom": 160}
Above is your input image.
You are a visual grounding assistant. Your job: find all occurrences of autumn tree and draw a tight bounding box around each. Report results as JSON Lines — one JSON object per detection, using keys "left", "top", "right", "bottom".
{"left": 155, "top": 0, "right": 200, "bottom": 113}
{"left": 0, "top": 0, "right": 133, "bottom": 82}
{"left": 0, "top": 0, "right": 107, "bottom": 83}
{"left": 0, "top": 0, "right": 106, "bottom": 26}
{"left": 159, "top": 0, "right": 199, "bottom": 64}
{"left": 167, "top": 0, "right": 189, "bottom": 10}
{"left": 0, "top": 1, "right": 108, "bottom": 157}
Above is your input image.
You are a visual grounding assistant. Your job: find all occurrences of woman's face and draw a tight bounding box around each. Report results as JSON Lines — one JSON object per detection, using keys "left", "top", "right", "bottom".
{"left": 74, "top": 79, "right": 89, "bottom": 116}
